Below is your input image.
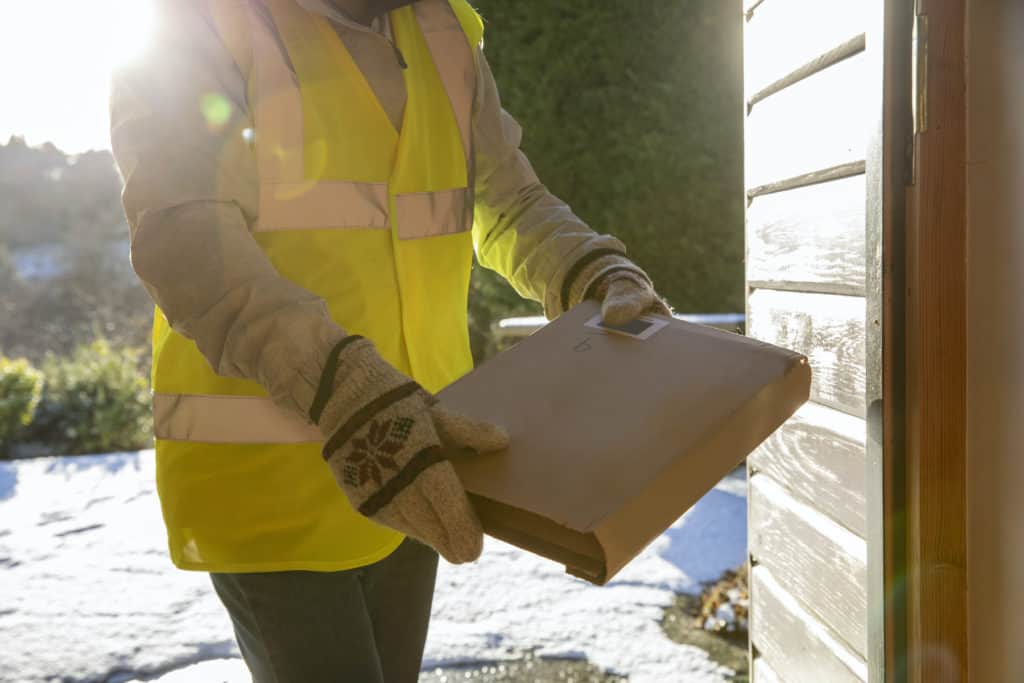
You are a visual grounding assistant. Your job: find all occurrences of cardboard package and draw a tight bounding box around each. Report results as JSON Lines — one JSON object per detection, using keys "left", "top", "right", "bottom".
{"left": 439, "top": 301, "right": 811, "bottom": 585}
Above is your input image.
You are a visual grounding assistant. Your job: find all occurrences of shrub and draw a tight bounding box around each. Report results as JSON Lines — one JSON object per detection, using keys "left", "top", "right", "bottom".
{"left": 468, "top": 263, "right": 541, "bottom": 362}
{"left": 30, "top": 339, "right": 152, "bottom": 455}
{"left": 697, "top": 562, "right": 749, "bottom": 636}
{"left": 471, "top": 0, "right": 745, "bottom": 316}
{"left": 466, "top": 1, "right": 745, "bottom": 361}
{"left": 0, "top": 356, "right": 43, "bottom": 455}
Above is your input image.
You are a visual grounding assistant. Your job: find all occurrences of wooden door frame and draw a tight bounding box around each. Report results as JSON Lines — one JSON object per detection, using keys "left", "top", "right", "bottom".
{"left": 878, "top": 0, "right": 970, "bottom": 680}
{"left": 738, "top": 0, "right": 969, "bottom": 679}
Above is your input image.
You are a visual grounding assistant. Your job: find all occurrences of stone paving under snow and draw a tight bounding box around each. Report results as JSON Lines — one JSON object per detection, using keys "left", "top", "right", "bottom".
{"left": 0, "top": 453, "right": 747, "bottom": 683}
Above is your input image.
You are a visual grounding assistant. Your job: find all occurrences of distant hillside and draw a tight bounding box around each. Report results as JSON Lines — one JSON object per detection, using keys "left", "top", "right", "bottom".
{"left": 0, "top": 138, "right": 148, "bottom": 362}
{"left": 0, "top": 136, "right": 126, "bottom": 249}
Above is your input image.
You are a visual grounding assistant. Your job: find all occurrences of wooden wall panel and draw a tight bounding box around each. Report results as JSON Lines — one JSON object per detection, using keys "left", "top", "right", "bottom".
{"left": 746, "top": 53, "right": 871, "bottom": 191}
{"left": 747, "top": 289, "right": 866, "bottom": 416}
{"left": 744, "top": 1, "right": 881, "bottom": 680}
{"left": 750, "top": 474, "right": 868, "bottom": 656}
{"left": 749, "top": 402, "right": 867, "bottom": 536}
{"left": 751, "top": 565, "right": 868, "bottom": 683}
{"left": 745, "top": 0, "right": 870, "bottom": 101}
{"left": 747, "top": 174, "right": 867, "bottom": 296}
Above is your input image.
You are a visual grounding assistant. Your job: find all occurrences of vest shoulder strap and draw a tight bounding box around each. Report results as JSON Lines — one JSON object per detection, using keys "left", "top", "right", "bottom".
{"left": 447, "top": 0, "right": 484, "bottom": 47}
{"left": 208, "top": 1, "right": 483, "bottom": 79}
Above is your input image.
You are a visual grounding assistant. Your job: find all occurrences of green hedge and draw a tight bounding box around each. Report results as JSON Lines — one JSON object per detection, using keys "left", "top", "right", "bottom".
{"left": 0, "top": 356, "right": 43, "bottom": 454}
{"left": 467, "top": 1, "right": 744, "bottom": 359}
{"left": 27, "top": 340, "right": 152, "bottom": 456}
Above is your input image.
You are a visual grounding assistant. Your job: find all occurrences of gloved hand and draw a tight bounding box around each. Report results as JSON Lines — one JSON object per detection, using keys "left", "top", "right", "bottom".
{"left": 563, "top": 250, "right": 672, "bottom": 324}
{"left": 309, "top": 335, "right": 509, "bottom": 564}
{"left": 590, "top": 270, "right": 673, "bottom": 326}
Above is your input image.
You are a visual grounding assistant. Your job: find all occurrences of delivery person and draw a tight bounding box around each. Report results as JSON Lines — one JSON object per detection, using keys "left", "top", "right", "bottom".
{"left": 110, "top": 0, "right": 670, "bottom": 680}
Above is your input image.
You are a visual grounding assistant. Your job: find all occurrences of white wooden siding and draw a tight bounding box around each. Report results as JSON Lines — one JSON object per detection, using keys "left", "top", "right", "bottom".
{"left": 745, "top": 0, "right": 870, "bottom": 101}
{"left": 747, "top": 174, "right": 867, "bottom": 296}
{"left": 752, "top": 656, "right": 784, "bottom": 683}
{"left": 746, "top": 52, "right": 871, "bottom": 191}
{"left": 745, "top": 0, "right": 875, "bottom": 679}
{"left": 751, "top": 566, "right": 868, "bottom": 683}
{"left": 749, "top": 474, "right": 868, "bottom": 655}
{"left": 746, "top": 290, "right": 866, "bottom": 417}
{"left": 749, "top": 402, "right": 867, "bottom": 536}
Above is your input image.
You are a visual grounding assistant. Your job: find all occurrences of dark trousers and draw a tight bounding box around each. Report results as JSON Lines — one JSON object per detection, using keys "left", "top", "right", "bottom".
{"left": 209, "top": 539, "right": 439, "bottom": 683}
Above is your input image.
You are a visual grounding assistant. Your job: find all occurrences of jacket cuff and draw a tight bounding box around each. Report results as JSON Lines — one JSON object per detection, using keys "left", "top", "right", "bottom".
{"left": 260, "top": 315, "right": 349, "bottom": 425}
{"left": 549, "top": 250, "right": 650, "bottom": 318}
{"left": 542, "top": 237, "right": 621, "bottom": 317}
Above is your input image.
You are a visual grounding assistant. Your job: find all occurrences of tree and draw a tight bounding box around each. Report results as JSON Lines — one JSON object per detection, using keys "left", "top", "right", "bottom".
{"left": 468, "top": 0, "right": 745, "bottom": 359}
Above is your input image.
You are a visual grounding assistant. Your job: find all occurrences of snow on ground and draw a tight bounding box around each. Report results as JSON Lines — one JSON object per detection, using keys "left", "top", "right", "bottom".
{"left": 0, "top": 453, "right": 746, "bottom": 683}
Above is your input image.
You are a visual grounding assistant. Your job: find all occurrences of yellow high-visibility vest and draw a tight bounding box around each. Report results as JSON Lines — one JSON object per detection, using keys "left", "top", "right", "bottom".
{"left": 150, "top": 0, "right": 484, "bottom": 572}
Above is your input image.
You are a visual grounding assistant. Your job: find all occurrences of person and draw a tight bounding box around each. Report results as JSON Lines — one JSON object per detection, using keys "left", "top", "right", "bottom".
{"left": 110, "top": 0, "right": 670, "bottom": 680}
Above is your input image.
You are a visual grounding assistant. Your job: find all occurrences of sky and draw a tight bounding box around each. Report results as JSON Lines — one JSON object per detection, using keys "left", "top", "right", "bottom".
{"left": 0, "top": 0, "right": 155, "bottom": 154}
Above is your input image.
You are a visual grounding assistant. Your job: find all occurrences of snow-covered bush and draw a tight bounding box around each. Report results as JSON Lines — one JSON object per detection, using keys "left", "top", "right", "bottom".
{"left": 29, "top": 339, "right": 152, "bottom": 455}
{"left": 0, "top": 355, "right": 43, "bottom": 455}
{"left": 698, "top": 563, "right": 749, "bottom": 635}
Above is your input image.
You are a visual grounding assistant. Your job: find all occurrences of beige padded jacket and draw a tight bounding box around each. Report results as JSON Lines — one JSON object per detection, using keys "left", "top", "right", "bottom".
{"left": 109, "top": 0, "right": 640, "bottom": 419}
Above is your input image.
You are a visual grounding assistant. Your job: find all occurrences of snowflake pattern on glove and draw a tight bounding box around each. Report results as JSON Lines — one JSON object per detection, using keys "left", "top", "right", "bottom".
{"left": 343, "top": 417, "right": 413, "bottom": 488}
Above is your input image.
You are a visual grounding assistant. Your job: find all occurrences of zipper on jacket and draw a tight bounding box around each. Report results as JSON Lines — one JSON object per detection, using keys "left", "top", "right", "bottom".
{"left": 377, "top": 15, "right": 407, "bottom": 69}
{"left": 391, "top": 41, "right": 408, "bottom": 69}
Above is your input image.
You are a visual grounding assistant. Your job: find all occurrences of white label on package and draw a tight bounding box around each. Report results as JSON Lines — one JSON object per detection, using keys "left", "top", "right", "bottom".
{"left": 584, "top": 313, "right": 670, "bottom": 341}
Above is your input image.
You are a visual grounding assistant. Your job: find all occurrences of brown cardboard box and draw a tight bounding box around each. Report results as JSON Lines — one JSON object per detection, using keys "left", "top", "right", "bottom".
{"left": 440, "top": 300, "right": 810, "bottom": 585}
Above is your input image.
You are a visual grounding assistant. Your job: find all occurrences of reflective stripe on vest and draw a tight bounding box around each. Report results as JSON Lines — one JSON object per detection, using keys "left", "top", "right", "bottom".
{"left": 153, "top": 393, "right": 321, "bottom": 444}
{"left": 255, "top": 180, "right": 389, "bottom": 230}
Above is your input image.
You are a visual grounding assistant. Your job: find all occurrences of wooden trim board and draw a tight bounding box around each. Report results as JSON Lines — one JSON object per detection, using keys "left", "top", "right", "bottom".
{"left": 870, "top": 0, "right": 914, "bottom": 680}
{"left": 903, "top": 1, "right": 969, "bottom": 681}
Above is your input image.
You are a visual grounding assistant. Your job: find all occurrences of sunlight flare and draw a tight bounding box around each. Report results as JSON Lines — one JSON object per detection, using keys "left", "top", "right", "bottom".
{"left": 0, "top": 0, "right": 155, "bottom": 152}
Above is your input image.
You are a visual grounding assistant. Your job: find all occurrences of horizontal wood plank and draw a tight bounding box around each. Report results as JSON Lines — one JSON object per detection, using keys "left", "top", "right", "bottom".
{"left": 747, "top": 174, "right": 868, "bottom": 296}
{"left": 747, "top": 290, "right": 866, "bottom": 416}
{"left": 750, "top": 402, "right": 866, "bottom": 536}
{"left": 745, "top": 0, "right": 870, "bottom": 99}
{"left": 746, "top": 52, "right": 871, "bottom": 190}
{"left": 752, "top": 656, "right": 783, "bottom": 683}
{"left": 750, "top": 473, "right": 868, "bottom": 655}
{"left": 744, "top": 0, "right": 767, "bottom": 15}
{"left": 748, "top": 160, "right": 866, "bottom": 199}
{"left": 751, "top": 565, "right": 868, "bottom": 683}
{"left": 750, "top": 34, "right": 866, "bottom": 108}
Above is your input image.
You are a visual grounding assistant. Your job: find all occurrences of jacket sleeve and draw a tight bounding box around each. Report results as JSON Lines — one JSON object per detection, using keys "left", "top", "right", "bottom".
{"left": 109, "top": 4, "right": 344, "bottom": 419}
{"left": 470, "top": 48, "right": 648, "bottom": 319}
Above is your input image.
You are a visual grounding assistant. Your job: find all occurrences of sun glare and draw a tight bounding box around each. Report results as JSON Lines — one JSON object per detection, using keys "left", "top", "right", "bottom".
{"left": 0, "top": 0, "right": 155, "bottom": 153}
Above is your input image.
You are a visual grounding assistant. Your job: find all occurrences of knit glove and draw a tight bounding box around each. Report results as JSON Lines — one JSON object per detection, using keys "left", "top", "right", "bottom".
{"left": 309, "top": 336, "right": 509, "bottom": 564}
{"left": 592, "top": 271, "right": 673, "bottom": 325}
{"left": 564, "top": 252, "right": 672, "bottom": 325}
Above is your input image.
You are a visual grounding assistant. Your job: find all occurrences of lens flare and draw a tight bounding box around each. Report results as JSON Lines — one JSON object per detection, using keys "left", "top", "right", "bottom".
{"left": 201, "top": 94, "right": 234, "bottom": 132}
